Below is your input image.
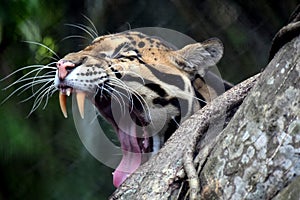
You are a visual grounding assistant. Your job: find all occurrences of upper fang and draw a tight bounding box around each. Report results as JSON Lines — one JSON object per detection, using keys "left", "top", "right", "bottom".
{"left": 59, "top": 92, "right": 68, "bottom": 118}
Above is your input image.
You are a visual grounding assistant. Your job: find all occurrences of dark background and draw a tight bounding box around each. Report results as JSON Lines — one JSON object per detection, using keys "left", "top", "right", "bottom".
{"left": 0, "top": 0, "right": 298, "bottom": 199}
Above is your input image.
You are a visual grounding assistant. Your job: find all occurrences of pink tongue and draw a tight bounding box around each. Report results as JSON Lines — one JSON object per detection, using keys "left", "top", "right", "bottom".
{"left": 113, "top": 120, "right": 142, "bottom": 188}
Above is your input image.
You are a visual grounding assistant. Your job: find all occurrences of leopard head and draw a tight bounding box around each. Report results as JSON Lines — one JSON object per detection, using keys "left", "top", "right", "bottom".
{"left": 54, "top": 31, "right": 223, "bottom": 187}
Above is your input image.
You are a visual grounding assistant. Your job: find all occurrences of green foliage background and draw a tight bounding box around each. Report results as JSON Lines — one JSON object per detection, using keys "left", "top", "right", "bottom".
{"left": 0, "top": 0, "right": 298, "bottom": 199}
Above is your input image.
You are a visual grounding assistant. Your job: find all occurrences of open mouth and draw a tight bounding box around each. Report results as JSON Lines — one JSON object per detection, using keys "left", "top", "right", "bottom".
{"left": 58, "top": 85, "right": 152, "bottom": 188}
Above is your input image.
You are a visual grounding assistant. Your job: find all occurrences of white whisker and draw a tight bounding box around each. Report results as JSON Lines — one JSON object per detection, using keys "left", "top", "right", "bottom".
{"left": 110, "top": 82, "right": 134, "bottom": 112}
{"left": 28, "top": 84, "right": 56, "bottom": 117}
{"left": 107, "top": 70, "right": 146, "bottom": 85}
{"left": 125, "top": 22, "right": 132, "bottom": 30}
{"left": 20, "top": 79, "right": 54, "bottom": 103}
{"left": 106, "top": 80, "right": 133, "bottom": 114}
{"left": 1, "top": 78, "right": 54, "bottom": 104}
{"left": 23, "top": 41, "right": 60, "bottom": 60}
{"left": 61, "top": 35, "right": 91, "bottom": 42}
{"left": 42, "top": 86, "right": 57, "bottom": 109}
{"left": 1, "top": 65, "right": 54, "bottom": 82}
{"left": 82, "top": 14, "right": 99, "bottom": 37}
{"left": 108, "top": 78, "right": 133, "bottom": 106}
{"left": 110, "top": 43, "right": 129, "bottom": 59}
{"left": 32, "top": 84, "right": 56, "bottom": 108}
{"left": 109, "top": 77, "right": 153, "bottom": 123}
{"left": 105, "top": 84, "right": 129, "bottom": 115}
{"left": 4, "top": 69, "right": 55, "bottom": 90}
{"left": 1, "top": 45, "right": 57, "bottom": 117}
{"left": 186, "top": 92, "right": 207, "bottom": 104}
{"left": 65, "top": 23, "right": 95, "bottom": 41}
{"left": 80, "top": 24, "right": 98, "bottom": 39}
{"left": 47, "top": 61, "right": 58, "bottom": 66}
{"left": 98, "top": 83, "right": 128, "bottom": 115}
{"left": 18, "top": 79, "right": 54, "bottom": 97}
{"left": 171, "top": 116, "right": 181, "bottom": 128}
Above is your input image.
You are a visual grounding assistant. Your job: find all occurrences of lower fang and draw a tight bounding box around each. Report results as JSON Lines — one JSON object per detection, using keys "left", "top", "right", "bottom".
{"left": 76, "top": 91, "right": 86, "bottom": 119}
{"left": 59, "top": 92, "right": 68, "bottom": 118}
{"left": 66, "top": 88, "right": 72, "bottom": 96}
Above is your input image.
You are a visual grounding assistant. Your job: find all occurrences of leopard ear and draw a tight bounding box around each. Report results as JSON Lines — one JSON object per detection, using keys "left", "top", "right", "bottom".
{"left": 172, "top": 38, "right": 223, "bottom": 76}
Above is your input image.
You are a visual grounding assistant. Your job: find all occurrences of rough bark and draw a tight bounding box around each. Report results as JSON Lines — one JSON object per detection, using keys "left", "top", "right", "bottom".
{"left": 110, "top": 14, "right": 300, "bottom": 200}
{"left": 197, "top": 35, "right": 300, "bottom": 200}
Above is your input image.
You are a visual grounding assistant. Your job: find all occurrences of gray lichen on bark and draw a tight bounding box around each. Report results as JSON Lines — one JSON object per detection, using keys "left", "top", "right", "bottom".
{"left": 200, "top": 36, "right": 300, "bottom": 200}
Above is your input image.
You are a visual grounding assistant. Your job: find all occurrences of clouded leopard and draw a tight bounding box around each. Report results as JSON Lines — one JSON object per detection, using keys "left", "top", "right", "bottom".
{"left": 5, "top": 31, "right": 231, "bottom": 187}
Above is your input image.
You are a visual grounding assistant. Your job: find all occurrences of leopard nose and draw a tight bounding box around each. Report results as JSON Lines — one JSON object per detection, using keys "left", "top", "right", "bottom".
{"left": 57, "top": 60, "right": 75, "bottom": 80}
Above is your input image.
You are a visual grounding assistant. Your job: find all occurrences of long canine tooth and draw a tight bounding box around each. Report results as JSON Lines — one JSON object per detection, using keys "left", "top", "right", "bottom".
{"left": 66, "top": 88, "right": 72, "bottom": 96}
{"left": 59, "top": 92, "right": 68, "bottom": 118}
{"left": 76, "top": 92, "right": 86, "bottom": 119}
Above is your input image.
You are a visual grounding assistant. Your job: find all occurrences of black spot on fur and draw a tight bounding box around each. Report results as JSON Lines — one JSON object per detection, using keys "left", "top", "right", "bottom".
{"left": 152, "top": 96, "right": 189, "bottom": 119}
{"left": 123, "top": 76, "right": 169, "bottom": 98}
{"left": 146, "top": 64, "right": 185, "bottom": 91}
{"left": 151, "top": 97, "right": 182, "bottom": 141}
{"left": 152, "top": 97, "right": 169, "bottom": 106}
{"left": 145, "top": 83, "right": 167, "bottom": 97}
{"left": 125, "top": 46, "right": 134, "bottom": 52}
{"left": 110, "top": 66, "right": 122, "bottom": 79}
{"left": 111, "top": 42, "right": 128, "bottom": 58}
{"left": 98, "top": 53, "right": 106, "bottom": 58}
{"left": 138, "top": 41, "right": 145, "bottom": 48}
{"left": 145, "top": 37, "right": 155, "bottom": 44}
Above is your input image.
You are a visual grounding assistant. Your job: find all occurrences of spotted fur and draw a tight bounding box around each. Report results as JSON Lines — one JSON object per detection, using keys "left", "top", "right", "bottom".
{"left": 54, "top": 31, "right": 230, "bottom": 187}
{"left": 2, "top": 29, "right": 229, "bottom": 184}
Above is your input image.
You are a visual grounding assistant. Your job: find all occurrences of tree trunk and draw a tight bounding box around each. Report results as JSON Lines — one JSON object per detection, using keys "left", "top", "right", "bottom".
{"left": 110, "top": 12, "right": 300, "bottom": 200}
{"left": 196, "top": 35, "right": 300, "bottom": 200}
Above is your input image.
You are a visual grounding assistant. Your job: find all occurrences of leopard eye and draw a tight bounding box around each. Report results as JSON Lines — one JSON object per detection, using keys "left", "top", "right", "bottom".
{"left": 98, "top": 53, "right": 107, "bottom": 58}
{"left": 73, "top": 56, "right": 88, "bottom": 67}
